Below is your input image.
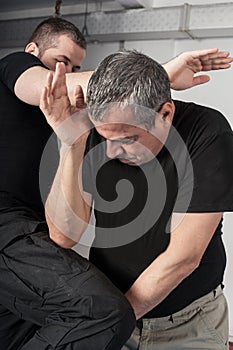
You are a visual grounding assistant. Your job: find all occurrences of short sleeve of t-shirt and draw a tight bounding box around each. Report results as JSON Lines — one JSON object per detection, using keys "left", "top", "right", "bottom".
{"left": 173, "top": 101, "right": 233, "bottom": 213}
{"left": 0, "top": 52, "right": 46, "bottom": 92}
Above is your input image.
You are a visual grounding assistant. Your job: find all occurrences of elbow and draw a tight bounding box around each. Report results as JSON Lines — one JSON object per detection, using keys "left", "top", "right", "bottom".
{"left": 166, "top": 242, "right": 203, "bottom": 279}
{"left": 187, "top": 249, "right": 203, "bottom": 271}
{"left": 178, "top": 255, "right": 201, "bottom": 279}
{"left": 165, "top": 249, "right": 202, "bottom": 280}
{"left": 45, "top": 211, "right": 83, "bottom": 248}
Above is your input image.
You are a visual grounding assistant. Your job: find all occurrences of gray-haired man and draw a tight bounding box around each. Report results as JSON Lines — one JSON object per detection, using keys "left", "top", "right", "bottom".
{"left": 41, "top": 50, "right": 233, "bottom": 349}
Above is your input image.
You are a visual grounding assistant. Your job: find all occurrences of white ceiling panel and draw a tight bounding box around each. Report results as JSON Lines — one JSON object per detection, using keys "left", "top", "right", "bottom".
{"left": 1, "top": 1, "right": 233, "bottom": 48}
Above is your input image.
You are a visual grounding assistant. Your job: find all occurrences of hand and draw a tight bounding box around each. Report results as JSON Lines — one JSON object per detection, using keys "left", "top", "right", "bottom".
{"left": 163, "top": 48, "right": 233, "bottom": 90}
{"left": 40, "top": 62, "right": 91, "bottom": 145}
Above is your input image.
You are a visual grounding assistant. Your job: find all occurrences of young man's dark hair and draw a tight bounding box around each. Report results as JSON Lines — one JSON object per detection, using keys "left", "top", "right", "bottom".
{"left": 27, "top": 17, "right": 86, "bottom": 58}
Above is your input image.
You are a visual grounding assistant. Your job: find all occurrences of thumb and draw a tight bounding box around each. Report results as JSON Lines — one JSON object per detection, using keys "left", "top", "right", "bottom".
{"left": 192, "top": 75, "right": 210, "bottom": 87}
{"left": 74, "top": 85, "right": 87, "bottom": 111}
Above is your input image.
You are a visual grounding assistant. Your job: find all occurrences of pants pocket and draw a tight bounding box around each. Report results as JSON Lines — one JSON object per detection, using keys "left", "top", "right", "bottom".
{"left": 198, "top": 293, "right": 229, "bottom": 348}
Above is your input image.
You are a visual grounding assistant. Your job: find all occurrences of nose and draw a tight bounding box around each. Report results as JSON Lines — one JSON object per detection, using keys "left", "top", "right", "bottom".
{"left": 106, "top": 140, "right": 124, "bottom": 159}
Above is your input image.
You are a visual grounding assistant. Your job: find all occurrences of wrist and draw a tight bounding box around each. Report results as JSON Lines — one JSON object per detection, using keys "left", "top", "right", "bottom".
{"left": 54, "top": 110, "right": 90, "bottom": 146}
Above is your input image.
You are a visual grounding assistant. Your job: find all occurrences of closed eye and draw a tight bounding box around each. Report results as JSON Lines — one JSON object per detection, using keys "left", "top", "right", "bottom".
{"left": 56, "top": 59, "right": 68, "bottom": 65}
{"left": 120, "top": 138, "right": 135, "bottom": 145}
{"left": 109, "top": 136, "right": 138, "bottom": 145}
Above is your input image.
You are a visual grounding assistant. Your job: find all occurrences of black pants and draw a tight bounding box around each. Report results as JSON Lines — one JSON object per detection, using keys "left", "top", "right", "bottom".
{"left": 0, "top": 227, "right": 135, "bottom": 349}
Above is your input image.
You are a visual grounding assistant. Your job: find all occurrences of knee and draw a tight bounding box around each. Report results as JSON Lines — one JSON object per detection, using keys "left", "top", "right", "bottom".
{"left": 92, "top": 293, "right": 136, "bottom": 328}
{"left": 108, "top": 302, "right": 136, "bottom": 349}
{"left": 116, "top": 295, "right": 136, "bottom": 324}
{"left": 119, "top": 303, "right": 136, "bottom": 336}
{"left": 111, "top": 295, "right": 136, "bottom": 336}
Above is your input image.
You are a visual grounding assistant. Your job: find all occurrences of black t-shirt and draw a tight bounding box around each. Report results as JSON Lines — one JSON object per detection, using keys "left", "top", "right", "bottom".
{"left": 0, "top": 53, "right": 58, "bottom": 250}
{"left": 0, "top": 52, "right": 55, "bottom": 215}
{"left": 83, "top": 100, "right": 233, "bottom": 317}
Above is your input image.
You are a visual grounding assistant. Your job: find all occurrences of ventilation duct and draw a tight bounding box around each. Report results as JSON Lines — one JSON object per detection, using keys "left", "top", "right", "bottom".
{"left": 0, "top": 2, "right": 233, "bottom": 47}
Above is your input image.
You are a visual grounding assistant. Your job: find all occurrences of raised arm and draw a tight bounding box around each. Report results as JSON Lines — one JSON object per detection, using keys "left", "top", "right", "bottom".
{"left": 163, "top": 48, "right": 233, "bottom": 90}
{"left": 15, "top": 48, "right": 233, "bottom": 106}
{"left": 40, "top": 62, "right": 92, "bottom": 248}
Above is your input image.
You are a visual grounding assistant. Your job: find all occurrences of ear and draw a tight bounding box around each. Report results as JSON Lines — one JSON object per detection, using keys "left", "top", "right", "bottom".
{"left": 158, "top": 101, "right": 175, "bottom": 124}
{"left": 25, "top": 42, "right": 39, "bottom": 57}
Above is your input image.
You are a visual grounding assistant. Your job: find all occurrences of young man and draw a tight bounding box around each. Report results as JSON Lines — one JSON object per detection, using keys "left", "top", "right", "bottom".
{"left": 1, "top": 14, "right": 232, "bottom": 350}
{"left": 0, "top": 17, "right": 136, "bottom": 350}
{"left": 40, "top": 51, "right": 233, "bottom": 350}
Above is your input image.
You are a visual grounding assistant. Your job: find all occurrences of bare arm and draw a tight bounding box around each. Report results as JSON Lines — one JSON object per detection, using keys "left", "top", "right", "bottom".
{"left": 15, "top": 48, "right": 232, "bottom": 106}
{"left": 45, "top": 140, "right": 92, "bottom": 248}
{"left": 14, "top": 65, "right": 93, "bottom": 106}
{"left": 40, "top": 62, "right": 92, "bottom": 248}
{"left": 125, "top": 212, "right": 222, "bottom": 319}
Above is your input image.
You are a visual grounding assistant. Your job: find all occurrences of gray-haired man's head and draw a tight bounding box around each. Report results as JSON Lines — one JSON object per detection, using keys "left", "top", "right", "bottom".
{"left": 87, "top": 50, "right": 171, "bottom": 130}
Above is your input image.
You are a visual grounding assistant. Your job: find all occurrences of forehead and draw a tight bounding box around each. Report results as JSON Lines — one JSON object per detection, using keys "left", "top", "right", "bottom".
{"left": 89, "top": 107, "right": 146, "bottom": 139}
{"left": 52, "top": 34, "right": 86, "bottom": 64}
{"left": 90, "top": 105, "right": 136, "bottom": 126}
{"left": 95, "top": 123, "right": 141, "bottom": 139}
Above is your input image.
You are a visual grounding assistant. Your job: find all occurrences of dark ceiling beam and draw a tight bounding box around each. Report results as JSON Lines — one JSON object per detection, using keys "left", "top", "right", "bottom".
{"left": 115, "top": 0, "right": 144, "bottom": 9}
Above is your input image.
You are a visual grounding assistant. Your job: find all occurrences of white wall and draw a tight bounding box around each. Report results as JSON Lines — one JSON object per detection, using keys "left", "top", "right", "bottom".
{"left": 1, "top": 35, "right": 233, "bottom": 339}
{"left": 170, "top": 37, "right": 233, "bottom": 341}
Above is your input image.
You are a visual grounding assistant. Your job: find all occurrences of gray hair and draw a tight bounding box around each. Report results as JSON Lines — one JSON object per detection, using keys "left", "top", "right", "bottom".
{"left": 87, "top": 50, "right": 171, "bottom": 129}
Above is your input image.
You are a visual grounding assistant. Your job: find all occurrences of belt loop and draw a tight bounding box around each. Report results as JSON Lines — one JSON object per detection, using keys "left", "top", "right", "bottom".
{"left": 136, "top": 319, "right": 143, "bottom": 336}
{"left": 169, "top": 314, "right": 174, "bottom": 323}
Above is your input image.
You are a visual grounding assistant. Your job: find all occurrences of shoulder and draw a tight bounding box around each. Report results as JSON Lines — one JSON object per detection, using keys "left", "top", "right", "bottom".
{"left": 0, "top": 52, "right": 38, "bottom": 67}
{"left": 0, "top": 52, "right": 46, "bottom": 92}
{"left": 173, "top": 100, "right": 232, "bottom": 140}
{"left": 0, "top": 52, "right": 45, "bottom": 75}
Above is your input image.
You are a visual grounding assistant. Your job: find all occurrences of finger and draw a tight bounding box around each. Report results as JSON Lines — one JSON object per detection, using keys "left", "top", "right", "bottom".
{"left": 40, "top": 86, "right": 50, "bottom": 117}
{"left": 184, "top": 48, "right": 219, "bottom": 59}
{"left": 45, "top": 71, "right": 53, "bottom": 107}
{"left": 200, "top": 61, "right": 233, "bottom": 71}
{"left": 200, "top": 55, "right": 233, "bottom": 66}
{"left": 40, "top": 86, "right": 47, "bottom": 110}
{"left": 208, "top": 51, "right": 231, "bottom": 59}
{"left": 40, "top": 72, "right": 54, "bottom": 116}
{"left": 201, "top": 57, "right": 233, "bottom": 64}
{"left": 52, "top": 62, "right": 68, "bottom": 99}
{"left": 46, "top": 70, "right": 53, "bottom": 94}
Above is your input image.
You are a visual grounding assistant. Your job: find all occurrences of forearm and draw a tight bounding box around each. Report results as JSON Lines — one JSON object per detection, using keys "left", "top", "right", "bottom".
{"left": 15, "top": 67, "right": 93, "bottom": 106}
{"left": 45, "top": 134, "right": 91, "bottom": 248}
{"left": 66, "top": 70, "right": 93, "bottom": 105}
{"left": 125, "top": 250, "right": 197, "bottom": 319}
